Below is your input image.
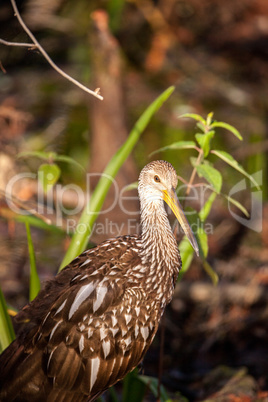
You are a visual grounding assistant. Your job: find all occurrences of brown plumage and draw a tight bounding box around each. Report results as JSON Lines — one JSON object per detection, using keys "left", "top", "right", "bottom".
{"left": 0, "top": 160, "right": 198, "bottom": 402}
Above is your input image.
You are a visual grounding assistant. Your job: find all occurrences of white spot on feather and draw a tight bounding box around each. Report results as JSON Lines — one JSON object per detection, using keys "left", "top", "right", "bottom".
{"left": 88, "top": 328, "right": 93, "bottom": 338}
{"left": 69, "top": 283, "right": 95, "bottom": 319}
{"left": 79, "top": 335, "right": 85, "bottom": 353}
{"left": 49, "top": 320, "right": 62, "bottom": 340}
{"left": 47, "top": 349, "right": 54, "bottom": 371}
{"left": 100, "top": 328, "right": 106, "bottom": 340}
{"left": 121, "top": 329, "right": 127, "bottom": 337}
{"left": 80, "top": 258, "right": 91, "bottom": 268}
{"left": 102, "top": 339, "right": 111, "bottom": 358}
{"left": 55, "top": 300, "right": 67, "bottom": 315}
{"left": 93, "top": 285, "right": 107, "bottom": 313}
{"left": 79, "top": 323, "right": 86, "bottom": 331}
{"left": 111, "top": 327, "right": 119, "bottom": 337}
{"left": 141, "top": 326, "right": 149, "bottom": 341}
{"left": 125, "top": 314, "right": 132, "bottom": 325}
{"left": 125, "top": 336, "right": 131, "bottom": 347}
{"left": 111, "top": 315, "right": 117, "bottom": 327}
{"left": 134, "top": 325, "right": 139, "bottom": 338}
{"left": 90, "top": 357, "right": 100, "bottom": 391}
{"left": 135, "top": 307, "right": 140, "bottom": 316}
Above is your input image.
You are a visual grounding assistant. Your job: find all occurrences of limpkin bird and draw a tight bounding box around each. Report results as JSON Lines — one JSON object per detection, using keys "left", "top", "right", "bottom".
{"left": 0, "top": 160, "right": 198, "bottom": 402}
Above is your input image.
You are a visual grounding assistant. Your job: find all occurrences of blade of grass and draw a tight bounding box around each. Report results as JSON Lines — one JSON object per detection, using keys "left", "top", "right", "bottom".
{"left": 0, "top": 288, "right": 15, "bottom": 352}
{"left": 25, "top": 222, "right": 41, "bottom": 301}
{"left": 59, "top": 86, "right": 175, "bottom": 270}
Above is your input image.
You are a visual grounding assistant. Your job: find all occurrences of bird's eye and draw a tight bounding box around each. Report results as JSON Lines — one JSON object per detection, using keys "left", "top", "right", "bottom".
{"left": 154, "top": 175, "right": 160, "bottom": 183}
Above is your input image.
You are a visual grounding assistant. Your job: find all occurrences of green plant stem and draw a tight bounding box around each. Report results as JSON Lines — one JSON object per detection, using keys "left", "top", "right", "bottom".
{"left": 185, "top": 148, "right": 203, "bottom": 196}
{"left": 0, "top": 288, "right": 15, "bottom": 352}
{"left": 25, "top": 222, "right": 41, "bottom": 301}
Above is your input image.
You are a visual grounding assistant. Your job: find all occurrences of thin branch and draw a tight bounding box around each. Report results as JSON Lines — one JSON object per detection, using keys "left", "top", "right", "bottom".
{"left": 1, "top": 0, "right": 103, "bottom": 101}
{"left": 0, "top": 38, "right": 37, "bottom": 48}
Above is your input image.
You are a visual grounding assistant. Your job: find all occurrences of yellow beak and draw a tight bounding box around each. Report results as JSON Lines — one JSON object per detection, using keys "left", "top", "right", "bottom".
{"left": 162, "top": 188, "right": 199, "bottom": 256}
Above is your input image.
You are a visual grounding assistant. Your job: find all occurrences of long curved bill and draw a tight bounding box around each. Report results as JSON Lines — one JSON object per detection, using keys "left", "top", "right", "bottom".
{"left": 162, "top": 188, "right": 199, "bottom": 256}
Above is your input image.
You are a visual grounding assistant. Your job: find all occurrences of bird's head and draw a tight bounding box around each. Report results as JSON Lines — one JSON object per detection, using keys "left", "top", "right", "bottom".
{"left": 139, "top": 160, "right": 199, "bottom": 256}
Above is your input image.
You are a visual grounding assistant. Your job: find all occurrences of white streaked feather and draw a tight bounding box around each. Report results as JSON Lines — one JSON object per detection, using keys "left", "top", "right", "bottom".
{"left": 93, "top": 285, "right": 108, "bottom": 313}
{"left": 80, "top": 259, "right": 91, "bottom": 268}
{"left": 124, "top": 336, "right": 131, "bottom": 347}
{"left": 111, "top": 327, "right": 119, "bottom": 337}
{"left": 111, "top": 315, "right": 117, "bottom": 327}
{"left": 69, "top": 282, "right": 95, "bottom": 319}
{"left": 100, "top": 328, "right": 106, "bottom": 341}
{"left": 55, "top": 299, "right": 67, "bottom": 315}
{"left": 102, "top": 339, "right": 111, "bottom": 358}
{"left": 134, "top": 324, "right": 139, "bottom": 338}
{"left": 90, "top": 357, "right": 100, "bottom": 391}
{"left": 79, "top": 335, "right": 85, "bottom": 353}
{"left": 135, "top": 306, "right": 140, "bottom": 316}
{"left": 49, "top": 320, "right": 62, "bottom": 341}
{"left": 141, "top": 326, "right": 149, "bottom": 341}
{"left": 125, "top": 314, "right": 132, "bottom": 325}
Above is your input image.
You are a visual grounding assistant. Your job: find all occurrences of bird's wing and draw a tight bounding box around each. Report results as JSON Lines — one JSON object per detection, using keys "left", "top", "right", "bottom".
{"left": 0, "top": 236, "right": 156, "bottom": 401}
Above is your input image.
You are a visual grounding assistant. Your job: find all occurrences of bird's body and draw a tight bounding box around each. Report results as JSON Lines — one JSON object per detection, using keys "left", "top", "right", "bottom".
{"left": 0, "top": 161, "right": 198, "bottom": 402}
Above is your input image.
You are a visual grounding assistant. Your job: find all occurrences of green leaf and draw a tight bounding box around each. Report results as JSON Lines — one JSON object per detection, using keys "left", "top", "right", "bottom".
{"left": 195, "top": 130, "right": 215, "bottom": 157}
{"left": 25, "top": 222, "right": 41, "bottom": 301}
{"left": 190, "top": 156, "right": 198, "bottom": 168}
{"left": 138, "top": 375, "right": 172, "bottom": 402}
{"left": 59, "top": 86, "right": 175, "bottom": 270}
{"left": 203, "top": 260, "right": 219, "bottom": 285}
{"left": 122, "top": 369, "right": 146, "bottom": 402}
{"left": 223, "top": 194, "right": 250, "bottom": 217}
{"left": 197, "top": 229, "right": 208, "bottom": 259}
{"left": 196, "top": 164, "right": 222, "bottom": 193}
{"left": 54, "top": 155, "right": 85, "bottom": 172}
{"left": 38, "top": 163, "right": 61, "bottom": 193}
{"left": 0, "top": 288, "right": 15, "bottom": 352}
{"left": 179, "top": 113, "right": 206, "bottom": 125}
{"left": 178, "top": 236, "right": 194, "bottom": 280}
{"left": 150, "top": 141, "right": 196, "bottom": 156}
{"left": 211, "top": 150, "right": 260, "bottom": 189}
{"left": 206, "top": 111, "right": 214, "bottom": 126}
{"left": 210, "top": 121, "right": 243, "bottom": 140}
{"left": 17, "top": 151, "right": 57, "bottom": 161}
{"left": 122, "top": 181, "right": 138, "bottom": 192}
{"left": 199, "top": 192, "right": 217, "bottom": 221}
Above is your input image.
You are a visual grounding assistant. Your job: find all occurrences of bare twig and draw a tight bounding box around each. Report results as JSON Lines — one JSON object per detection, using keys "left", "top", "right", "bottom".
{"left": 0, "top": 0, "right": 103, "bottom": 101}
{"left": 0, "top": 38, "right": 37, "bottom": 48}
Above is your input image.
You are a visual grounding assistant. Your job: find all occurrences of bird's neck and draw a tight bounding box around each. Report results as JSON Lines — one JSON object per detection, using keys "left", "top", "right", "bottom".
{"left": 139, "top": 198, "right": 181, "bottom": 286}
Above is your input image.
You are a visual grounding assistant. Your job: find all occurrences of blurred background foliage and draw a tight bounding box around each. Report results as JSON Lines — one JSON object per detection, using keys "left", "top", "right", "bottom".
{"left": 0, "top": 0, "right": 268, "bottom": 400}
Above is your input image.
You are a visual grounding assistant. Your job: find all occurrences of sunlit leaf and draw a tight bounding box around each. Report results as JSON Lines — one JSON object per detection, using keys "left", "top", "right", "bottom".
{"left": 196, "top": 164, "right": 222, "bottom": 193}
{"left": 210, "top": 121, "right": 243, "bottom": 140}
{"left": 150, "top": 141, "right": 196, "bottom": 156}
{"left": 38, "top": 163, "right": 61, "bottom": 193}
{"left": 211, "top": 150, "right": 260, "bottom": 189}
{"left": 223, "top": 194, "right": 250, "bottom": 217}
{"left": 179, "top": 113, "right": 206, "bottom": 125}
